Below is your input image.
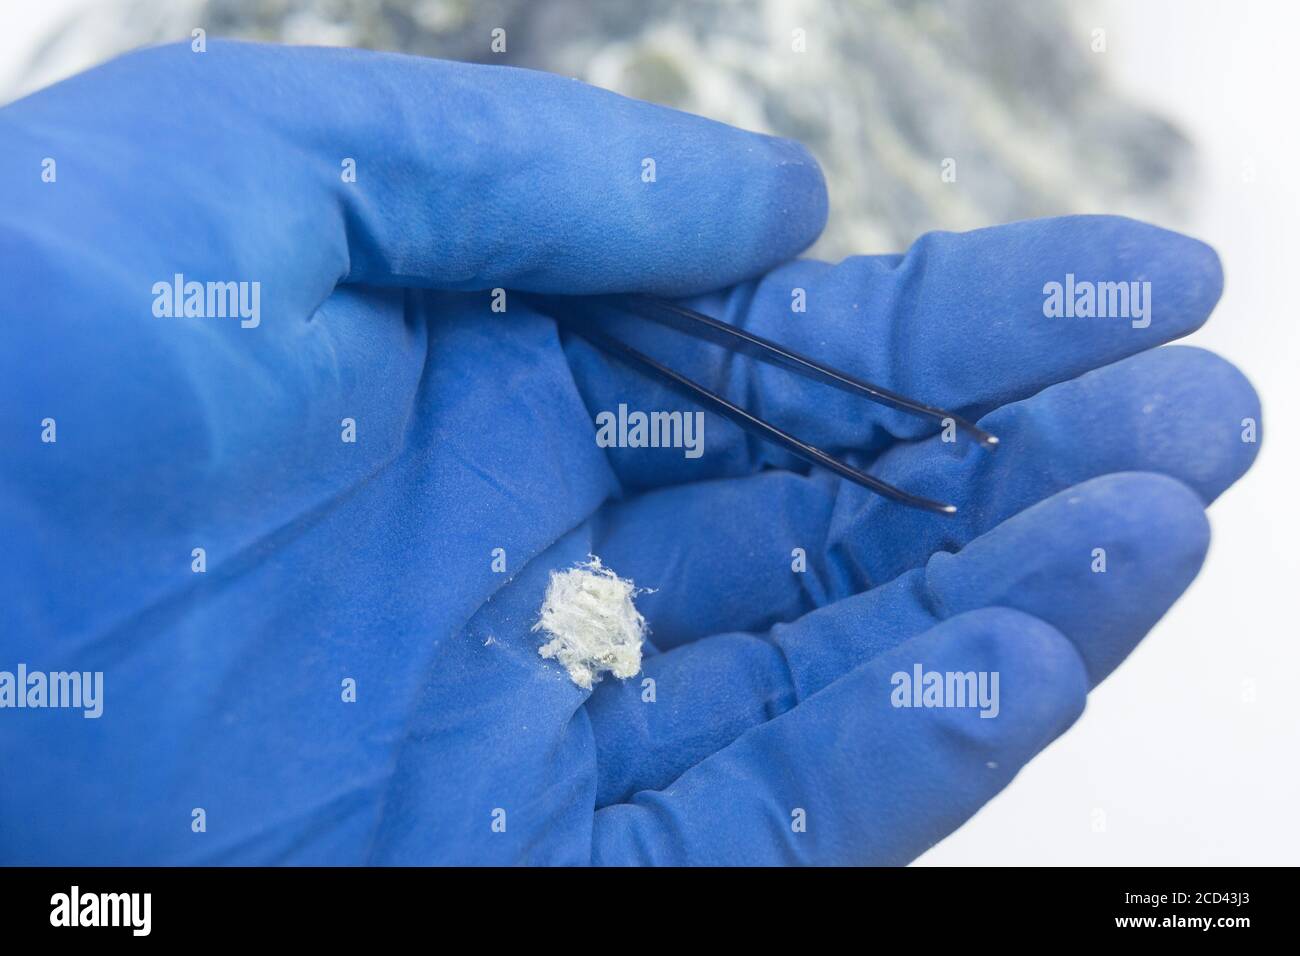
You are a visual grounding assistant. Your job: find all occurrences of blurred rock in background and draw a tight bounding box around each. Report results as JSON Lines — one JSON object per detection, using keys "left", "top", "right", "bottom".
{"left": 8, "top": 0, "right": 1193, "bottom": 257}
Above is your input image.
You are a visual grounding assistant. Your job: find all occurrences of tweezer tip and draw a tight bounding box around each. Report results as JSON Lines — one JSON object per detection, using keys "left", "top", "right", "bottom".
{"left": 939, "top": 503, "right": 958, "bottom": 515}
{"left": 982, "top": 433, "right": 1000, "bottom": 448}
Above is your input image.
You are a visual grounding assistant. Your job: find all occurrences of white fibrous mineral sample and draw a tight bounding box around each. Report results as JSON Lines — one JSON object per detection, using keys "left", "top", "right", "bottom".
{"left": 533, "top": 556, "right": 647, "bottom": 690}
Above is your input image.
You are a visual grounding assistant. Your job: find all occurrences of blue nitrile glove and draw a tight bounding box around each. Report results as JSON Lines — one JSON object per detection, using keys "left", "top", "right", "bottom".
{"left": 0, "top": 41, "right": 1259, "bottom": 865}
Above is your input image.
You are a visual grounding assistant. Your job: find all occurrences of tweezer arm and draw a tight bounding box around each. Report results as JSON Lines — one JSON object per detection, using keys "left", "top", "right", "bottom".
{"left": 523, "top": 292, "right": 999, "bottom": 514}
{"left": 560, "top": 319, "right": 960, "bottom": 514}
{"left": 619, "top": 295, "right": 998, "bottom": 448}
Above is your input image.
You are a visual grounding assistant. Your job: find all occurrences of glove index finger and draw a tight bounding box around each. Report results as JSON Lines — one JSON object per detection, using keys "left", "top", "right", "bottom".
{"left": 4, "top": 39, "right": 827, "bottom": 299}
{"left": 323, "top": 48, "right": 828, "bottom": 293}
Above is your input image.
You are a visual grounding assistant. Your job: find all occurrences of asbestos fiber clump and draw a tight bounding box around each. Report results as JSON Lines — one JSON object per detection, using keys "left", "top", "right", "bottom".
{"left": 533, "top": 556, "right": 647, "bottom": 689}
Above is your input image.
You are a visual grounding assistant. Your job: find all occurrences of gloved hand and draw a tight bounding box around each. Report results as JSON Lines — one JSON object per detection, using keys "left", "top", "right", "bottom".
{"left": 0, "top": 41, "right": 1259, "bottom": 865}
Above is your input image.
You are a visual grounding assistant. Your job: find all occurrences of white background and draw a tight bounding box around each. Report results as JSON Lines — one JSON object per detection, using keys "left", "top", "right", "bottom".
{"left": 2, "top": 0, "right": 1296, "bottom": 865}
{"left": 920, "top": 0, "right": 1299, "bottom": 865}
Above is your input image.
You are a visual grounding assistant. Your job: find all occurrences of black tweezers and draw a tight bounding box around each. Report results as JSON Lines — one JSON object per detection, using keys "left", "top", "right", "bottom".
{"left": 525, "top": 293, "right": 997, "bottom": 515}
